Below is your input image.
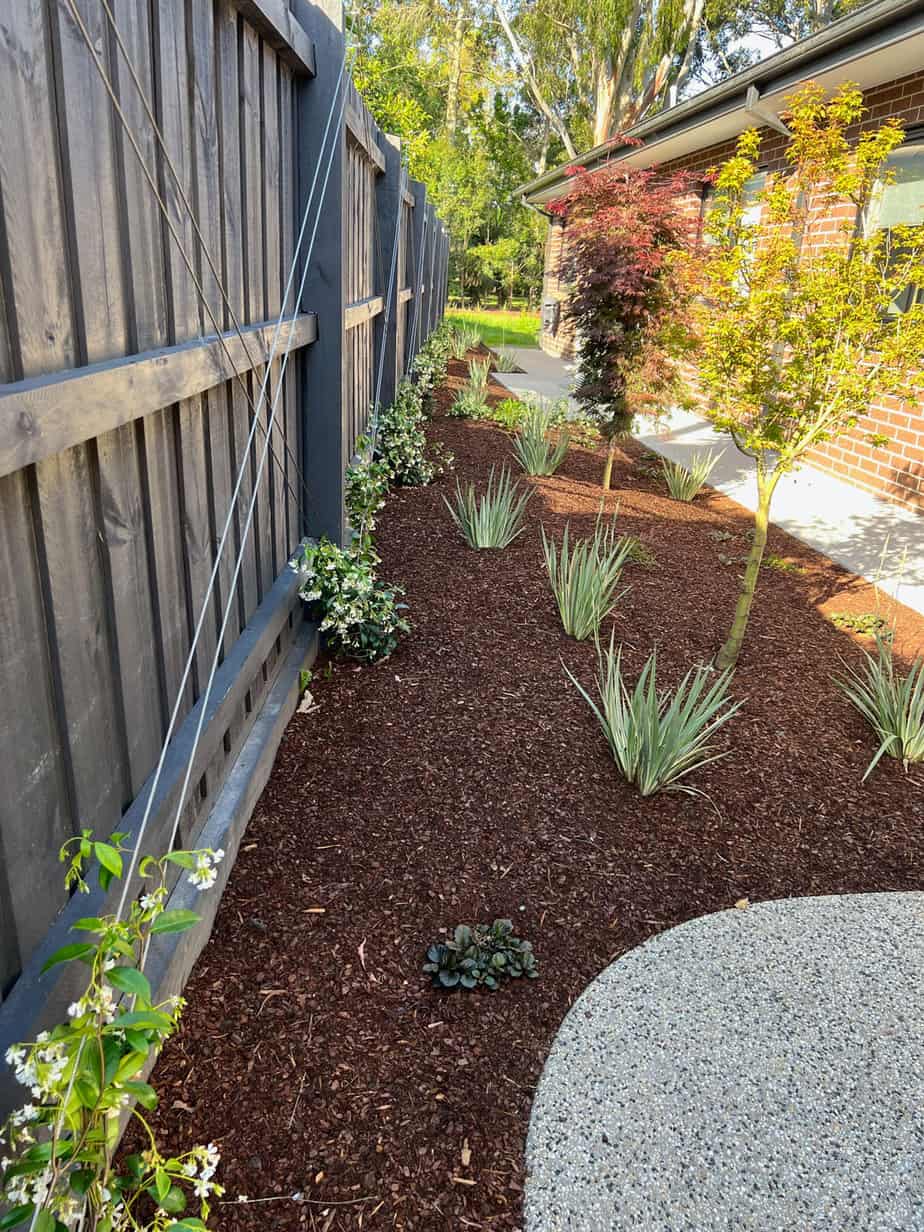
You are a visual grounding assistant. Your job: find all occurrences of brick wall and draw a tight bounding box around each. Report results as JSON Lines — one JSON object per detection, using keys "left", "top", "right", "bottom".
{"left": 538, "top": 69, "right": 924, "bottom": 510}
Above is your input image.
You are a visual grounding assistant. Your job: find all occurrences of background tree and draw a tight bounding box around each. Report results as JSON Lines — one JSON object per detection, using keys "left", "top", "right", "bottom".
{"left": 698, "top": 83, "right": 924, "bottom": 670}
{"left": 551, "top": 160, "right": 700, "bottom": 489}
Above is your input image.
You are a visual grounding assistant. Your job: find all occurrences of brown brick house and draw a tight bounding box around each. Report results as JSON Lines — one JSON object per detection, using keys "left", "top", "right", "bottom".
{"left": 518, "top": 0, "right": 924, "bottom": 510}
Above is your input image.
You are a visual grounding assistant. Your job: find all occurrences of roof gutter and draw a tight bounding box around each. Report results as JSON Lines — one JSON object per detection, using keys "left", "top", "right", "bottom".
{"left": 516, "top": 0, "right": 924, "bottom": 202}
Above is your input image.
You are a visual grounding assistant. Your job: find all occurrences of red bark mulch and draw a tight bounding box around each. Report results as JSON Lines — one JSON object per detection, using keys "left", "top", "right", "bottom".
{"left": 138, "top": 356, "right": 924, "bottom": 1230}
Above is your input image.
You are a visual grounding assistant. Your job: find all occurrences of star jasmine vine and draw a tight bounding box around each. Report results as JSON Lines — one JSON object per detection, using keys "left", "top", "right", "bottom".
{"left": 0, "top": 831, "right": 227, "bottom": 1231}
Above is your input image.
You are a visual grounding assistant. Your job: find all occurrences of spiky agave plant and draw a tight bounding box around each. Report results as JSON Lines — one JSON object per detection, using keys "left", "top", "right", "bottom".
{"left": 661, "top": 449, "right": 723, "bottom": 501}
{"left": 565, "top": 636, "right": 742, "bottom": 796}
{"left": 444, "top": 465, "right": 531, "bottom": 549}
{"left": 512, "top": 402, "right": 570, "bottom": 476}
{"left": 835, "top": 636, "right": 924, "bottom": 780}
{"left": 542, "top": 513, "right": 633, "bottom": 640}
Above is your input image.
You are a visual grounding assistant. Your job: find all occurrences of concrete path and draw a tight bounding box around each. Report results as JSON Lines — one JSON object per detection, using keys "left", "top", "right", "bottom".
{"left": 493, "top": 348, "right": 924, "bottom": 618}
{"left": 525, "top": 893, "right": 924, "bottom": 1232}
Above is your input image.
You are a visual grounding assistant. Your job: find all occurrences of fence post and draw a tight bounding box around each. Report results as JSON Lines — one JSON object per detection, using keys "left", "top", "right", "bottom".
{"left": 293, "top": 0, "right": 348, "bottom": 546}
{"left": 375, "top": 134, "right": 402, "bottom": 414}
{"left": 408, "top": 179, "right": 428, "bottom": 368}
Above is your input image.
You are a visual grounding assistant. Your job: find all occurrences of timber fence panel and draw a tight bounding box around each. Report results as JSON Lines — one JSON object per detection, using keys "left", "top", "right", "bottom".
{"left": 0, "top": 0, "right": 448, "bottom": 1107}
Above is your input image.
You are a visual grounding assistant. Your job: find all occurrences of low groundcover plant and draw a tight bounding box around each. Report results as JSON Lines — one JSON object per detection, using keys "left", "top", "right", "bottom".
{"left": 423, "top": 920, "right": 538, "bottom": 990}
{"left": 297, "top": 538, "right": 409, "bottom": 663}
{"left": 0, "top": 832, "right": 226, "bottom": 1231}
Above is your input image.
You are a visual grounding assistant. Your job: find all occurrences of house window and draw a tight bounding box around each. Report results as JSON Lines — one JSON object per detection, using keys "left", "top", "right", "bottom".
{"left": 700, "top": 171, "right": 766, "bottom": 244}
{"left": 863, "top": 139, "right": 924, "bottom": 313}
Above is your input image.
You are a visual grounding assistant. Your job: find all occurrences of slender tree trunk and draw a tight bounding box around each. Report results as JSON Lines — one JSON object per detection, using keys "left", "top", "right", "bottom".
{"left": 602, "top": 440, "right": 618, "bottom": 490}
{"left": 445, "top": 4, "right": 466, "bottom": 137}
{"left": 716, "top": 467, "right": 779, "bottom": 669}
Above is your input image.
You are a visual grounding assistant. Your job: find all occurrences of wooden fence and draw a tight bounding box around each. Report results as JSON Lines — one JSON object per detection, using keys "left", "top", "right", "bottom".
{"left": 0, "top": 0, "right": 447, "bottom": 1109}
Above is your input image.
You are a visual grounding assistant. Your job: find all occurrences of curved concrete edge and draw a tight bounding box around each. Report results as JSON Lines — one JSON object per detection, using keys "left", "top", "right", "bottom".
{"left": 525, "top": 892, "right": 924, "bottom": 1232}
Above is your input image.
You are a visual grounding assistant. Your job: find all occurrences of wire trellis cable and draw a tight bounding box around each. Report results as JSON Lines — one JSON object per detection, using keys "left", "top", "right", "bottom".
{"left": 64, "top": 0, "right": 307, "bottom": 514}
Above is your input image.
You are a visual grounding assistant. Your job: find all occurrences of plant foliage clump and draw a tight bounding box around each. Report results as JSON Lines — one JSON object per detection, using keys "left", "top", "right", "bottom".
{"left": 444, "top": 465, "right": 531, "bottom": 549}
{"left": 551, "top": 160, "right": 699, "bottom": 488}
{"left": 661, "top": 449, "right": 723, "bottom": 502}
{"left": 565, "top": 637, "right": 742, "bottom": 796}
{"left": 449, "top": 322, "right": 481, "bottom": 359}
{"left": 345, "top": 433, "right": 390, "bottom": 534}
{"left": 835, "top": 636, "right": 924, "bottom": 779}
{"left": 376, "top": 379, "right": 444, "bottom": 486}
{"left": 542, "top": 514, "right": 632, "bottom": 640}
{"left": 297, "top": 539, "right": 409, "bottom": 662}
{"left": 512, "top": 402, "right": 570, "bottom": 475}
{"left": 698, "top": 83, "right": 924, "bottom": 668}
{"left": 0, "top": 833, "right": 226, "bottom": 1230}
{"left": 423, "top": 920, "right": 538, "bottom": 990}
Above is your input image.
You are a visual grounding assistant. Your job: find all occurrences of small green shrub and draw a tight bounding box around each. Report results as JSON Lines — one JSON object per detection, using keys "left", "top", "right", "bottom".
{"left": 565, "top": 637, "right": 742, "bottom": 796}
{"left": 297, "top": 539, "right": 409, "bottom": 662}
{"left": 377, "top": 379, "right": 446, "bottom": 486}
{"left": 449, "top": 322, "right": 481, "bottom": 359}
{"left": 448, "top": 386, "right": 488, "bottom": 420}
{"left": 412, "top": 323, "right": 454, "bottom": 394}
{"left": 489, "top": 397, "right": 531, "bottom": 430}
{"left": 345, "top": 434, "right": 389, "bottom": 534}
{"left": 444, "top": 465, "right": 531, "bottom": 549}
{"left": 709, "top": 528, "right": 735, "bottom": 542}
{"left": 829, "top": 611, "right": 893, "bottom": 641}
{"left": 835, "top": 636, "right": 924, "bottom": 779}
{"left": 423, "top": 920, "right": 538, "bottom": 990}
{"left": 542, "top": 514, "right": 632, "bottom": 640}
{"left": 621, "top": 535, "right": 658, "bottom": 568}
{"left": 661, "top": 450, "right": 723, "bottom": 501}
{"left": 512, "top": 403, "right": 570, "bottom": 476}
{"left": 762, "top": 554, "right": 805, "bottom": 574}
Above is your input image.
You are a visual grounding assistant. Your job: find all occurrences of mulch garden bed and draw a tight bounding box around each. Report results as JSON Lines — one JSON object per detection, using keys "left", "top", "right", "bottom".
{"left": 138, "top": 353, "right": 924, "bottom": 1230}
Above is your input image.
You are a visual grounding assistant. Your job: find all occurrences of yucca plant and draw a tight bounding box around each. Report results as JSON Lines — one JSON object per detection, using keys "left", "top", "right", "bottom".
{"left": 444, "top": 465, "right": 531, "bottom": 549}
{"left": 450, "top": 323, "right": 481, "bottom": 359}
{"left": 541, "top": 514, "right": 633, "bottom": 640}
{"left": 661, "top": 450, "right": 723, "bottom": 501}
{"left": 512, "top": 403, "right": 570, "bottom": 476}
{"left": 565, "top": 637, "right": 742, "bottom": 796}
{"left": 467, "top": 357, "right": 491, "bottom": 399}
{"left": 835, "top": 636, "right": 924, "bottom": 780}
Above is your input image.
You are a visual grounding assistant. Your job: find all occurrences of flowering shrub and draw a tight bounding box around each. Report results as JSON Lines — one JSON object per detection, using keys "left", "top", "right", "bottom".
{"left": 411, "top": 323, "right": 453, "bottom": 396}
{"left": 297, "top": 538, "right": 409, "bottom": 662}
{"left": 345, "top": 434, "right": 389, "bottom": 536}
{"left": 376, "top": 379, "right": 451, "bottom": 487}
{"left": 1, "top": 832, "right": 226, "bottom": 1230}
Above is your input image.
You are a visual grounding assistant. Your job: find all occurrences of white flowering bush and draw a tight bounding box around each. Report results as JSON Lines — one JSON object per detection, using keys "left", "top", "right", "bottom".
{"left": 297, "top": 538, "right": 409, "bottom": 663}
{"left": 375, "top": 379, "right": 450, "bottom": 487}
{"left": 345, "top": 434, "right": 389, "bottom": 536}
{"left": 1, "top": 831, "right": 227, "bottom": 1230}
{"left": 411, "top": 324, "right": 453, "bottom": 397}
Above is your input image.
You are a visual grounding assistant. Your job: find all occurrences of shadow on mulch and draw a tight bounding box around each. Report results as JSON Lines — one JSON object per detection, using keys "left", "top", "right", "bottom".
{"left": 137, "top": 356, "right": 924, "bottom": 1230}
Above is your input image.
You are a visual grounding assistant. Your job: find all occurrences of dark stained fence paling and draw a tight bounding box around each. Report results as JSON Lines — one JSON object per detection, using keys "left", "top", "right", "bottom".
{"left": 0, "top": 0, "right": 448, "bottom": 1108}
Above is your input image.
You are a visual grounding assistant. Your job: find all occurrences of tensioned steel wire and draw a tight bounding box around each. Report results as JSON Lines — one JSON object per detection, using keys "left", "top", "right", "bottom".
{"left": 63, "top": 0, "right": 356, "bottom": 922}
{"left": 65, "top": 0, "right": 308, "bottom": 514}
{"left": 96, "top": 0, "right": 317, "bottom": 514}
{"left": 29, "top": 12, "right": 356, "bottom": 1228}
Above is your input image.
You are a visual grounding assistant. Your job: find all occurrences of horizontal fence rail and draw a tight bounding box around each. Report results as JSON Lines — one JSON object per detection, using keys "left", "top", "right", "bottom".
{"left": 0, "top": 0, "right": 448, "bottom": 1114}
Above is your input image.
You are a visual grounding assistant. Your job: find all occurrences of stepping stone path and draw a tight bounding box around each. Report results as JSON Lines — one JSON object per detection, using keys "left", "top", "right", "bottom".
{"left": 525, "top": 893, "right": 924, "bottom": 1231}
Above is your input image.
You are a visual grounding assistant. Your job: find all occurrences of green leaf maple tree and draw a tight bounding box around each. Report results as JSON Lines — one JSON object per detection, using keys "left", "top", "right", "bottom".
{"left": 698, "top": 82, "right": 924, "bottom": 669}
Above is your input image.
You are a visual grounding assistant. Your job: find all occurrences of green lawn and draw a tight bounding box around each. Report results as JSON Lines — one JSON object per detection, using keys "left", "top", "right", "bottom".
{"left": 446, "top": 307, "right": 540, "bottom": 348}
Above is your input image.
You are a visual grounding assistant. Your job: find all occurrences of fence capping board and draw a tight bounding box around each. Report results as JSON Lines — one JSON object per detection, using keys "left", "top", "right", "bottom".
{"left": 0, "top": 314, "right": 318, "bottom": 480}
{"left": 232, "top": 0, "right": 316, "bottom": 74}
